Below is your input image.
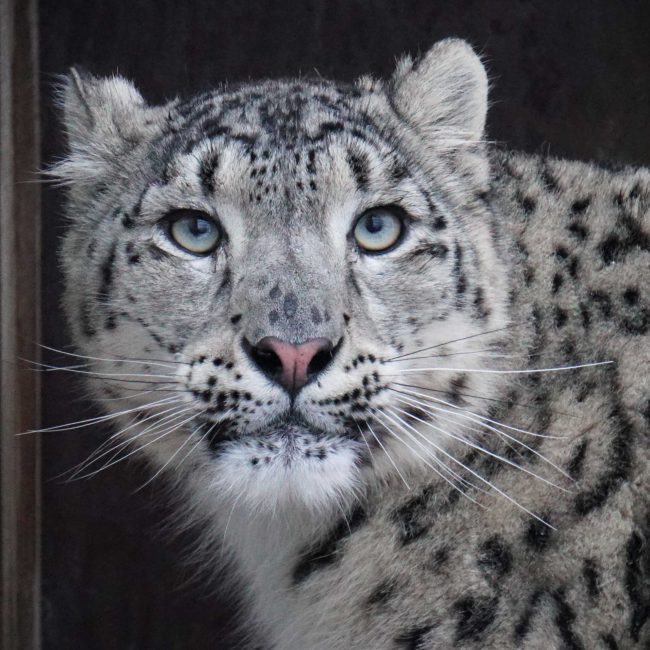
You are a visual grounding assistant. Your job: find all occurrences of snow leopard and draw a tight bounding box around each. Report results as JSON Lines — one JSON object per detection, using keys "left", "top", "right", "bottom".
{"left": 53, "top": 39, "right": 649, "bottom": 649}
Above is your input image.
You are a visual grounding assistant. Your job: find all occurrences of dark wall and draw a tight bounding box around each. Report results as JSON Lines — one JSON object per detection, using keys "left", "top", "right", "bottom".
{"left": 40, "top": 1, "right": 650, "bottom": 648}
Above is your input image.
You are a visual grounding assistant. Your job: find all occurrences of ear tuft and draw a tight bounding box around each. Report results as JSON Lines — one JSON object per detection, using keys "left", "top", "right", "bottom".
{"left": 54, "top": 69, "right": 152, "bottom": 185}
{"left": 390, "top": 38, "right": 488, "bottom": 144}
{"left": 59, "top": 68, "right": 149, "bottom": 152}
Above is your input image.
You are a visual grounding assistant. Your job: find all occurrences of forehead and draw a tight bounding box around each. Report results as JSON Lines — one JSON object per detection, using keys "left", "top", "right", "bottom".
{"left": 171, "top": 80, "right": 369, "bottom": 147}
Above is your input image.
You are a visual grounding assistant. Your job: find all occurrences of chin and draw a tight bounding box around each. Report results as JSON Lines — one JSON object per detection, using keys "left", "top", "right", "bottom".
{"left": 203, "top": 418, "right": 366, "bottom": 514}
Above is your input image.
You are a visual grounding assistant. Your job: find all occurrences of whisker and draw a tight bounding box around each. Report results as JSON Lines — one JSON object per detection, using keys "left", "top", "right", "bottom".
{"left": 390, "top": 389, "right": 574, "bottom": 481}
{"left": 24, "top": 359, "right": 177, "bottom": 380}
{"left": 380, "top": 409, "right": 554, "bottom": 529}
{"left": 391, "top": 403, "right": 570, "bottom": 493}
{"left": 61, "top": 404, "right": 195, "bottom": 480}
{"left": 134, "top": 422, "right": 207, "bottom": 492}
{"left": 70, "top": 409, "right": 200, "bottom": 481}
{"left": 385, "top": 323, "right": 523, "bottom": 362}
{"left": 384, "top": 349, "right": 531, "bottom": 362}
{"left": 375, "top": 409, "right": 487, "bottom": 500}
{"left": 363, "top": 413, "right": 411, "bottom": 490}
{"left": 37, "top": 341, "right": 183, "bottom": 368}
{"left": 390, "top": 360, "right": 614, "bottom": 375}
{"left": 389, "top": 386, "right": 565, "bottom": 439}
{"left": 355, "top": 421, "right": 375, "bottom": 464}
{"left": 21, "top": 395, "right": 183, "bottom": 434}
{"left": 392, "top": 381, "right": 579, "bottom": 419}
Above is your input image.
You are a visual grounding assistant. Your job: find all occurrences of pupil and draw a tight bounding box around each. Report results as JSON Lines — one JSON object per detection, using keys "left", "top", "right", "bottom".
{"left": 365, "top": 215, "right": 384, "bottom": 234}
{"left": 189, "top": 218, "right": 210, "bottom": 237}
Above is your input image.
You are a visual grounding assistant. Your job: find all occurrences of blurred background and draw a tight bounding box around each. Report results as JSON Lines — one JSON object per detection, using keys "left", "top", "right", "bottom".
{"left": 35, "top": 1, "right": 650, "bottom": 648}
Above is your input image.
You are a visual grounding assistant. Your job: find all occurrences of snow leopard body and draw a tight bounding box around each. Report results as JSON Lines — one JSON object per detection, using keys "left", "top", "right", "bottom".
{"left": 55, "top": 40, "right": 649, "bottom": 649}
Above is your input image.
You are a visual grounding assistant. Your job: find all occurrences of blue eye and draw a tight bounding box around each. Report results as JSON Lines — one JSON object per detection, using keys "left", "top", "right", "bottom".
{"left": 167, "top": 210, "right": 220, "bottom": 255}
{"left": 354, "top": 207, "right": 404, "bottom": 253}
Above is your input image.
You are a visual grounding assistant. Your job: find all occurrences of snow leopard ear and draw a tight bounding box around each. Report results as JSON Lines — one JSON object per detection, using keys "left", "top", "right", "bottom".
{"left": 389, "top": 39, "right": 488, "bottom": 144}
{"left": 56, "top": 68, "right": 155, "bottom": 182}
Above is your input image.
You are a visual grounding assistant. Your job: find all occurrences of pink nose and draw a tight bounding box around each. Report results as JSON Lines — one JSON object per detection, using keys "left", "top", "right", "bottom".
{"left": 249, "top": 336, "right": 333, "bottom": 394}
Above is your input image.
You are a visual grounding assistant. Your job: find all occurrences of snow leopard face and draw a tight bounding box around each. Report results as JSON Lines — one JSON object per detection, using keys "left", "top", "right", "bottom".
{"left": 57, "top": 40, "right": 510, "bottom": 514}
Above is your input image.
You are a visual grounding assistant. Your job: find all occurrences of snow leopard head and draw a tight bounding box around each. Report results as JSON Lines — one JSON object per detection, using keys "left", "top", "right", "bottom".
{"left": 56, "top": 39, "right": 509, "bottom": 516}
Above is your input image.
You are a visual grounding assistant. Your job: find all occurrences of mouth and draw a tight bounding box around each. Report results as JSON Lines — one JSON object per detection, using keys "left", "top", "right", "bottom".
{"left": 202, "top": 413, "right": 334, "bottom": 456}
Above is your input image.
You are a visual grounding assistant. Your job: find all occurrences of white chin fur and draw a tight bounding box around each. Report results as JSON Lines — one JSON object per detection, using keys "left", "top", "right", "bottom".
{"left": 206, "top": 428, "right": 364, "bottom": 514}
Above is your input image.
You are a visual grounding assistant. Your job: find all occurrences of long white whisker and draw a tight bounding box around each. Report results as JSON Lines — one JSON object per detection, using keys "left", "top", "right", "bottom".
{"left": 22, "top": 395, "right": 182, "bottom": 434}
{"left": 386, "top": 323, "right": 523, "bottom": 361}
{"left": 391, "top": 389, "right": 573, "bottom": 480}
{"left": 37, "top": 341, "right": 180, "bottom": 369}
{"left": 375, "top": 409, "right": 486, "bottom": 503}
{"left": 390, "top": 386, "right": 564, "bottom": 439}
{"left": 390, "top": 360, "right": 613, "bottom": 375}
{"left": 134, "top": 423, "right": 207, "bottom": 492}
{"left": 72, "top": 410, "right": 200, "bottom": 480}
{"left": 65, "top": 404, "right": 196, "bottom": 480}
{"left": 379, "top": 408, "right": 554, "bottom": 529}
{"left": 391, "top": 403, "right": 570, "bottom": 493}
{"left": 363, "top": 413, "right": 411, "bottom": 490}
{"left": 28, "top": 360, "right": 178, "bottom": 380}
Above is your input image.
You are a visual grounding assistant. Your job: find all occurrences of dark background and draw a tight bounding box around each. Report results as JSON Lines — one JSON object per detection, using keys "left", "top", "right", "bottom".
{"left": 40, "top": 1, "right": 650, "bottom": 648}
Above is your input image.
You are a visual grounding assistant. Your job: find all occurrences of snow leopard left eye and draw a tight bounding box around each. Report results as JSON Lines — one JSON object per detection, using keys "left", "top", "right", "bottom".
{"left": 165, "top": 210, "right": 221, "bottom": 255}
{"left": 353, "top": 207, "right": 404, "bottom": 253}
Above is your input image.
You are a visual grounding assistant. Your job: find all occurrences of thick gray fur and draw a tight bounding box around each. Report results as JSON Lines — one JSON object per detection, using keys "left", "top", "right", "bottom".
{"left": 55, "top": 39, "right": 649, "bottom": 649}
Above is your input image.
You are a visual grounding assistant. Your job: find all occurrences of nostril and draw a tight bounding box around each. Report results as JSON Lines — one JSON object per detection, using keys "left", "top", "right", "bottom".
{"left": 243, "top": 338, "right": 283, "bottom": 378}
{"left": 306, "top": 342, "right": 334, "bottom": 378}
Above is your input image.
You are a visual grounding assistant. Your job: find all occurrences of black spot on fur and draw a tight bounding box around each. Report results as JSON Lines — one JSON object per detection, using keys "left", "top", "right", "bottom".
{"left": 513, "top": 589, "right": 543, "bottom": 642}
{"left": 448, "top": 374, "right": 468, "bottom": 404}
{"left": 566, "top": 440, "right": 588, "bottom": 479}
{"left": 541, "top": 165, "right": 559, "bottom": 192}
{"left": 622, "top": 307, "right": 650, "bottom": 335}
{"left": 575, "top": 399, "right": 634, "bottom": 515}
{"left": 598, "top": 213, "right": 650, "bottom": 265}
{"left": 97, "top": 243, "right": 117, "bottom": 304}
{"left": 390, "top": 160, "right": 409, "bottom": 183}
{"left": 433, "top": 215, "right": 447, "bottom": 230}
{"left": 395, "top": 625, "right": 436, "bottom": 650}
{"left": 589, "top": 290, "right": 613, "bottom": 318}
{"left": 553, "top": 589, "right": 585, "bottom": 650}
{"left": 430, "top": 547, "right": 448, "bottom": 570}
{"left": 393, "top": 487, "right": 432, "bottom": 544}
{"left": 269, "top": 284, "right": 281, "bottom": 299}
{"left": 454, "top": 596, "right": 499, "bottom": 643}
{"left": 567, "top": 222, "right": 588, "bottom": 240}
{"left": 121, "top": 212, "right": 135, "bottom": 229}
{"left": 600, "top": 633, "right": 619, "bottom": 650}
{"left": 365, "top": 579, "right": 396, "bottom": 607}
{"left": 554, "top": 306, "right": 568, "bottom": 328}
{"left": 292, "top": 506, "right": 366, "bottom": 584}
{"left": 582, "top": 558, "right": 600, "bottom": 600}
{"left": 473, "top": 286, "right": 490, "bottom": 320}
{"left": 346, "top": 150, "right": 369, "bottom": 190}
{"left": 199, "top": 152, "right": 219, "bottom": 193}
{"left": 623, "top": 287, "right": 639, "bottom": 305}
{"left": 519, "top": 194, "right": 536, "bottom": 215}
{"left": 571, "top": 198, "right": 591, "bottom": 214}
{"left": 283, "top": 292, "right": 298, "bottom": 318}
{"left": 525, "top": 516, "right": 553, "bottom": 551}
{"left": 625, "top": 530, "right": 650, "bottom": 641}
{"left": 552, "top": 273, "right": 564, "bottom": 294}
{"left": 478, "top": 536, "right": 512, "bottom": 580}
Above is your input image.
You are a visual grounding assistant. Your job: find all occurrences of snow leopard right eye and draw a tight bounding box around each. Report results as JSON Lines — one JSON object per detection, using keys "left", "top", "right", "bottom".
{"left": 164, "top": 210, "right": 221, "bottom": 255}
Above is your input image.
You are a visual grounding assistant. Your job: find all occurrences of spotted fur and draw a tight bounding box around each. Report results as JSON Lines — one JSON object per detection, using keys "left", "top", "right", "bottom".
{"left": 55, "top": 39, "right": 649, "bottom": 648}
